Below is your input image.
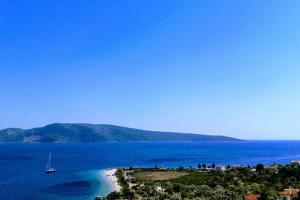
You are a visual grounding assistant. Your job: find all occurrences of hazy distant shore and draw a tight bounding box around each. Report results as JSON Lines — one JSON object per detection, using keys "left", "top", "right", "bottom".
{"left": 0, "top": 123, "right": 241, "bottom": 143}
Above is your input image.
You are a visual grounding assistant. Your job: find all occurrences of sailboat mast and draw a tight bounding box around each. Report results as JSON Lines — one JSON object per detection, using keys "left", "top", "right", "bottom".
{"left": 45, "top": 151, "right": 56, "bottom": 173}
{"left": 46, "top": 152, "right": 51, "bottom": 170}
{"left": 49, "top": 152, "right": 51, "bottom": 168}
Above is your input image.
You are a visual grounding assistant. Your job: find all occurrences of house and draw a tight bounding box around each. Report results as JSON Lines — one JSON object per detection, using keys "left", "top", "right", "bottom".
{"left": 245, "top": 194, "right": 260, "bottom": 200}
{"left": 231, "top": 164, "right": 241, "bottom": 169}
{"left": 291, "top": 160, "right": 300, "bottom": 165}
{"left": 278, "top": 188, "right": 299, "bottom": 200}
{"left": 265, "top": 165, "right": 279, "bottom": 173}
{"left": 215, "top": 165, "right": 226, "bottom": 172}
{"left": 206, "top": 167, "right": 214, "bottom": 171}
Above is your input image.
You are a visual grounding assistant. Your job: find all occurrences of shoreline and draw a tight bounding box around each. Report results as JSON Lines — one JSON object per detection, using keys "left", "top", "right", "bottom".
{"left": 100, "top": 164, "right": 300, "bottom": 200}
{"left": 102, "top": 168, "right": 121, "bottom": 193}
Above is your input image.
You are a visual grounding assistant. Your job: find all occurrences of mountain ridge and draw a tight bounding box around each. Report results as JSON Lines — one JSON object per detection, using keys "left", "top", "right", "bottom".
{"left": 0, "top": 123, "right": 242, "bottom": 143}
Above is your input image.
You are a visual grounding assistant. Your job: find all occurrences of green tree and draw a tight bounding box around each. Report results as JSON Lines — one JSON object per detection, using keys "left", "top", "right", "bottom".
{"left": 178, "top": 166, "right": 185, "bottom": 171}
{"left": 212, "top": 162, "right": 216, "bottom": 169}
{"left": 256, "top": 164, "right": 264, "bottom": 173}
{"left": 106, "top": 191, "right": 121, "bottom": 200}
{"left": 259, "top": 189, "right": 278, "bottom": 200}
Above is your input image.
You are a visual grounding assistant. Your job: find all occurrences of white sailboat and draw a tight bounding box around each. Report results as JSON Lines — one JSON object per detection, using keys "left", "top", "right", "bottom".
{"left": 45, "top": 152, "right": 56, "bottom": 173}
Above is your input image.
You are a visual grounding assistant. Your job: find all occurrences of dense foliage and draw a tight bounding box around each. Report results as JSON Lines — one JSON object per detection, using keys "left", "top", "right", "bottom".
{"left": 104, "top": 164, "right": 300, "bottom": 200}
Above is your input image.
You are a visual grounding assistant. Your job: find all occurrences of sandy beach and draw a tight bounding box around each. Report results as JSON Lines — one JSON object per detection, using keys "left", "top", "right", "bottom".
{"left": 104, "top": 168, "right": 121, "bottom": 192}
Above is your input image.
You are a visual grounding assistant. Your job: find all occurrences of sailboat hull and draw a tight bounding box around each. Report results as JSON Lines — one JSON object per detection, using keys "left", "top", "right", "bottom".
{"left": 45, "top": 168, "right": 56, "bottom": 173}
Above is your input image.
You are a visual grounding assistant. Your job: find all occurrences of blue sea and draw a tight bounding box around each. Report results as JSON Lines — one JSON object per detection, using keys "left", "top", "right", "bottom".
{"left": 1, "top": 141, "right": 300, "bottom": 200}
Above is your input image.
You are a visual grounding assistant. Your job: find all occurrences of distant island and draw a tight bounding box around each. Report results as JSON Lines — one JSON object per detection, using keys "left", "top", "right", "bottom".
{"left": 0, "top": 123, "right": 241, "bottom": 143}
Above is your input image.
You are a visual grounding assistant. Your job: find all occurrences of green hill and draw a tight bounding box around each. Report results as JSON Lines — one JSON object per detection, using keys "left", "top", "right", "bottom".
{"left": 0, "top": 123, "right": 241, "bottom": 143}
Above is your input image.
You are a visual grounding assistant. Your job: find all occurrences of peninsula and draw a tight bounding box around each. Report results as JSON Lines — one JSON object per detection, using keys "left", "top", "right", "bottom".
{"left": 102, "top": 162, "right": 300, "bottom": 200}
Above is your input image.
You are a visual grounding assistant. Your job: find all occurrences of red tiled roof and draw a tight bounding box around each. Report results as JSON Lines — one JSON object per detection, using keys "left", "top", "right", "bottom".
{"left": 279, "top": 189, "right": 299, "bottom": 196}
{"left": 245, "top": 194, "right": 260, "bottom": 200}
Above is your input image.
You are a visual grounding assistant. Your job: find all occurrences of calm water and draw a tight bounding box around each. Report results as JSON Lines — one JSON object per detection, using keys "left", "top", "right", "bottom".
{"left": 1, "top": 141, "right": 300, "bottom": 200}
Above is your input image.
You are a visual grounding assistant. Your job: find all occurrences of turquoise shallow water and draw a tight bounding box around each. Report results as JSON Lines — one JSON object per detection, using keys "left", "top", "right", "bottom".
{"left": 1, "top": 141, "right": 300, "bottom": 200}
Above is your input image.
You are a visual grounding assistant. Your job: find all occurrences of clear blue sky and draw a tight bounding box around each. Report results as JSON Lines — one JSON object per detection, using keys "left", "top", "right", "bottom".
{"left": 1, "top": 0, "right": 300, "bottom": 139}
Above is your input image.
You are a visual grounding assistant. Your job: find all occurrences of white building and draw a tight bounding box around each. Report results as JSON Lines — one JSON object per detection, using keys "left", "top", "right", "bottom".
{"left": 231, "top": 165, "right": 241, "bottom": 169}
{"left": 291, "top": 160, "right": 300, "bottom": 165}
{"left": 215, "top": 165, "right": 226, "bottom": 172}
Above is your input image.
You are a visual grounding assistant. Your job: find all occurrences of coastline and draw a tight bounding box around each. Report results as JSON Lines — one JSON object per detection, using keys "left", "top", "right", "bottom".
{"left": 101, "top": 164, "right": 300, "bottom": 200}
{"left": 102, "top": 168, "right": 121, "bottom": 193}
